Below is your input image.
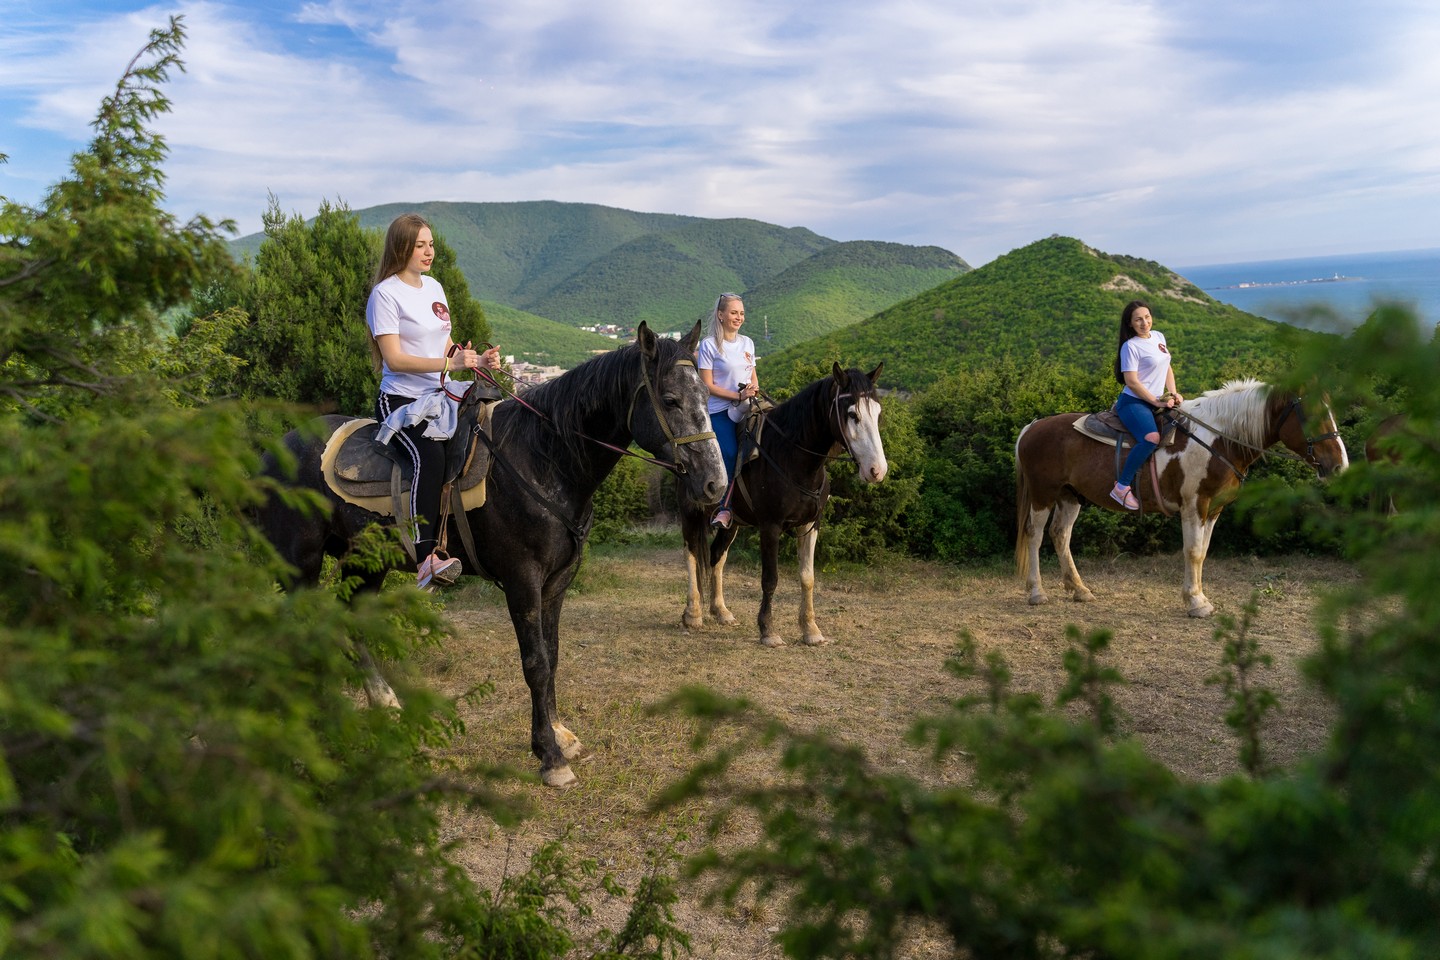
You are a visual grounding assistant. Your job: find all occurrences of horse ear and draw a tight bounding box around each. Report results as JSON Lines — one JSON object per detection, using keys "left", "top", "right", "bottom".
{"left": 867, "top": 361, "right": 883, "bottom": 386}
{"left": 636, "top": 321, "right": 657, "bottom": 357}
{"left": 681, "top": 320, "right": 702, "bottom": 354}
{"left": 832, "top": 361, "right": 850, "bottom": 389}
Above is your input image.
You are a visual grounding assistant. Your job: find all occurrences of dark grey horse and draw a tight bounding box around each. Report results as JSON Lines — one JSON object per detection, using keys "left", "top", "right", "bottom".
{"left": 258, "top": 322, "right": 725, "bottom": 787}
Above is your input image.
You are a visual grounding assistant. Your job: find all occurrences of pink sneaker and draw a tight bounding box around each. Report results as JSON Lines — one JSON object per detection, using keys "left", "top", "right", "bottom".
{"left": 417, "top": 553, "right": 462, "bottom": 590}
{"left": 1109, "top": 483, "right": 1139, "bottom": 511}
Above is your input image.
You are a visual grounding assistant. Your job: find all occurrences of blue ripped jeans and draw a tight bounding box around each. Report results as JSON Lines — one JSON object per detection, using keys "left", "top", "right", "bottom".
{"left": 1115, "top": 392, "right": 1161, "bottom": 488}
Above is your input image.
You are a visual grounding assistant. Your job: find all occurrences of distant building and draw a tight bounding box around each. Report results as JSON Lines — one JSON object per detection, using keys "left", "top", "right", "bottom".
{"left": 509, "top": 360, "right": 566, "bottom": 385}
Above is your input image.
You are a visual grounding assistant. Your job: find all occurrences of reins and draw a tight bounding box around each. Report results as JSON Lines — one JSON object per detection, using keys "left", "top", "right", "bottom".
{"left": 1171, "top": 395, "right": 1338, "bottom": 481}
{"left": 454, "top": 344, "right": 714, "bottom": 476}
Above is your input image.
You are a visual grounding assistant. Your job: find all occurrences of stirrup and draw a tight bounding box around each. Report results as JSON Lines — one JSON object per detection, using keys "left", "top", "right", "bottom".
{"left": 710, "top": 508, "right": 733, "bottom": 529}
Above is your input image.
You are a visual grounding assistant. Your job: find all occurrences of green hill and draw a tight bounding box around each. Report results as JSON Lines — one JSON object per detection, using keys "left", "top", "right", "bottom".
{"left": 479, "top": 300, "right": 619, "bottom": 368}
{"left": 522, "top": 218, "right": 833, "bottom": 331}
{"left": 230, "top": 202, "right": 972, "bottom": 357}
{"left": 741, "top": 241, "right": 969, "bottom": 352}
{"left": 758, "top": 236, "right": 1310, "bottom": 393}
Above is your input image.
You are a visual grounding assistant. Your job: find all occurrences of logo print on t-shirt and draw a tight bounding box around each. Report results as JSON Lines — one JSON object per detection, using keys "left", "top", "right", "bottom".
{"left": 431, "top": 301, "right": 452, "bottom": 328}
{"left": 1157, "top": 343, "right": 1168, "bottom": 354}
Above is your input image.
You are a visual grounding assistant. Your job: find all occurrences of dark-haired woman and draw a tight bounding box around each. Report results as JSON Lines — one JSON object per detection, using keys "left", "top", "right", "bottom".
{"left": 366, "top": 213, "right": 500, "bottom": 588}
{"left": 1110, "top": 299, "right": 1183, "bottom": 510}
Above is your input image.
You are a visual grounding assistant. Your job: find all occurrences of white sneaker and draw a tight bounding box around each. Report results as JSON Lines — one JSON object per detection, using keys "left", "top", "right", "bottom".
{"left": 417, "top": 553, "right": 462, "bottom": 590}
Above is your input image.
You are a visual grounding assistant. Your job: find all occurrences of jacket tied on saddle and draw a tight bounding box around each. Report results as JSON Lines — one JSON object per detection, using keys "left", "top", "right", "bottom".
{"left": 320, "top": 380, "right": 502, "bottom": 556}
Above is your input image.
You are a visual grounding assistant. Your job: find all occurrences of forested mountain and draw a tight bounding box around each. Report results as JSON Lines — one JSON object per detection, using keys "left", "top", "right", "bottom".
{"left": 759, "top": 235, "right": 1313, "bottom": 392}
{"left": 231, "top": 201, "right": 969, "bottom": 354}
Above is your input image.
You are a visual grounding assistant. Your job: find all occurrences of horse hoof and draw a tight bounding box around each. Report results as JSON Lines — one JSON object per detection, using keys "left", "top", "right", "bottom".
{"left": 1189, "top": 603, "right": 1215, "bottom": 618}
{"left": 682, "top": 612, "right": 703, "bottom": 630}
{"left": 563, "top": 741, "right": 593, "bottom": 763}
{"left": 1027, "top": 593, "right": 1049, "bottom": 606}
{"left": 802, "top": 635, "right": 830, "bottom": 647}
{"left": 542, "top": 765, "right": 578, "bottom": 789}
{"left": 715, "top": 611, "right": 738, "bottom": 626}
{"left": 760, "top": 635, "right": 786, "bottom": 648}
{"left": 1071, "top": 589, "right": 1096, "bottom": 603}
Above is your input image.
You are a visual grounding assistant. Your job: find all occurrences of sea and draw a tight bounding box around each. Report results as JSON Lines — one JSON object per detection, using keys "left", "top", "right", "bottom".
{"left": 1175, "top": 247, "right": 1440, "bottom": 332}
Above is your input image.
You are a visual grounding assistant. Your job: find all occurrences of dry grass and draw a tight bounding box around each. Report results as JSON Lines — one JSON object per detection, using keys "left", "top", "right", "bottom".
{"left": 405, "top": 536, "right": 1359, "bottom": 958}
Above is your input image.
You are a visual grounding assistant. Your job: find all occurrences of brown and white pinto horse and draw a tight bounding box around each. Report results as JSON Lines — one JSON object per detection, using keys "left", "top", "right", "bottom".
{"left": 1015, "top": 378, "right": 1348, "bottom": 617}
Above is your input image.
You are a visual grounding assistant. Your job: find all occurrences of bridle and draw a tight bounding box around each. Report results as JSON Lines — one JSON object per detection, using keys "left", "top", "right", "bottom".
{"left": 1274, "top": 396, "right": 1341, "bottom": 467}
{"left": 1171, "top": 394, "right": 1339, "bottom": 480}
{"left": 457, "top": 344, "right": 714, "bottom": 476}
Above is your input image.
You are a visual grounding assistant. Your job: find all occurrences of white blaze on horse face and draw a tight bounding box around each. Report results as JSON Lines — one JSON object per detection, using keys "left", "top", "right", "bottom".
{"left": 846, "top": 397, "right": 888, "bottom": 483}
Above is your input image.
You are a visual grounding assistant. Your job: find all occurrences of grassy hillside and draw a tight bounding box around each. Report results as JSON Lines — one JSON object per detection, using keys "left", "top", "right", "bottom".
{"left": 742, "top": 241, "right": 970, "bottom": 352}
{"left": 759, "top": 236, "right": 1315, "bottom": 393}
{"left": 524, "top": 218, "right": 833, "bottom": 332}
{"left": 480, "top": 300, "right": 619, "bottom": 368}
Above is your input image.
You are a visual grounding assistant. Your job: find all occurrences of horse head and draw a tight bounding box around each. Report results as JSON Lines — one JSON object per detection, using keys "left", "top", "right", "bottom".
{"left": 831, "top": 361, "right": 888, "bottom": 484}
{"left": 1274, "top": 390, "right": 1349, "bottom": 478}
{"left": 633, "top": 321, "right": 727, "bottom": 505}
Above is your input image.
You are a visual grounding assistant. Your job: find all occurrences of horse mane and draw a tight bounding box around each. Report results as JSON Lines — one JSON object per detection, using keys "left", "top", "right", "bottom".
{"left": 500, "top": 337, "right": 682, "bottom": 467}
{"left": 1182, "top": 378, "right": 1272, "bottom": 450}
{"left": 767, "top": 367, "right": 876, "bottom": 438}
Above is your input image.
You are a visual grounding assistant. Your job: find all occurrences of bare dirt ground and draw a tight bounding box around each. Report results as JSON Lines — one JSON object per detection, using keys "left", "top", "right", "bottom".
{"left": 410, "top": 538, "right": 1359, "bottom": 958}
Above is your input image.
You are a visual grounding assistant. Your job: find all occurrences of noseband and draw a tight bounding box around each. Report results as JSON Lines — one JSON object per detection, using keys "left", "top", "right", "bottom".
{"left": 629, "top": 353, "right": 716, "bottom": 475}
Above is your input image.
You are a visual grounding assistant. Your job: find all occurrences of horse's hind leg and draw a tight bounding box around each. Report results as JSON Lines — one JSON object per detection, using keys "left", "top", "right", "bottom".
{"left": 1020, "top": 501, "right": 1053, "bottom": 605}
{"left": 1181, "top": 507, "right": 1219, "bottom": 618}
{"left": 505, "top": 582, "right": 577, "bottom": 789}
{"left": 1049, "top": 497, "right": 1096, "bottom": 603}
{"left": 757, "top": 525, "right": 785, "bottom": 648}
{"left": 796, "top": 522, "right": 828, "bottom": 646}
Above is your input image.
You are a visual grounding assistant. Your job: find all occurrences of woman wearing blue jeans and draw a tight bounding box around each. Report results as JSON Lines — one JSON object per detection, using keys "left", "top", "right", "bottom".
{"left": 1110, "top": 299, "right": 1183, "bottom": 510}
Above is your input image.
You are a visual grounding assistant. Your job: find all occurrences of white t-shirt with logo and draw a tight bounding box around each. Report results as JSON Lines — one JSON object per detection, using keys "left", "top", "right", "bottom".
{"left": 697, "top": 334, "right": 756, "bottom": 416}
{"left": 366, "top": 274, "right": 453, "bottom": 399}
{"left": 1119, "top": 331, "right": 1171, "bottom": 399}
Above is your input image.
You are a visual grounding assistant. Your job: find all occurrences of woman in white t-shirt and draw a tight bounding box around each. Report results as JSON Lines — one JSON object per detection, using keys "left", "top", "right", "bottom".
{"left": 1110, "top": 299, "right": 1184, "bottom": 510}
{"left": 366, "top": 213, "right": 501, "bottom": 588}
{"left": 696, "top": 292, "right": 758, "bottom": 528}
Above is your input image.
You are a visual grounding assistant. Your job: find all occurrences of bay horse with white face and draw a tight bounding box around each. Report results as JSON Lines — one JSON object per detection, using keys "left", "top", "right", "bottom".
{"left": 1015, "top": 378, "right": 1348, "bottom": 617}
{"left": 681, "top": 363, "right": 887, "bottom": 647}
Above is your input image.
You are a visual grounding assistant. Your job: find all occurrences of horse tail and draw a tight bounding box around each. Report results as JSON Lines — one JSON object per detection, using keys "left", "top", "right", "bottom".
{"left": 1014, "top": 423, "right": 1034, "bottom": 582}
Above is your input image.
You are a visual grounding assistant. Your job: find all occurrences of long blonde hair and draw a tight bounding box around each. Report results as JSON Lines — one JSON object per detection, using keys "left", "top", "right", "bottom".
{"left": 709, "top": 293, "right": 743, "bottom": 351}
{"left": 368, "top": 213, "right": 432, "bottom": 372}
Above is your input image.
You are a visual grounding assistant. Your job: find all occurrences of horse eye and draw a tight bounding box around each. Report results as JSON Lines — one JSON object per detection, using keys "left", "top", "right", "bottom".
{"left": 664, "top": 395, "right": 680, "bottom": 408}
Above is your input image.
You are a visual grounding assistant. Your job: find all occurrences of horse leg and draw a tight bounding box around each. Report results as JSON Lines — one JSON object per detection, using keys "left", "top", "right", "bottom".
{"left": 796, "top": 522, "right": 828, "bottom": 646}
{"left": 757, "top": 525, "right": 785, "bottom": 648}
{"left": 709, "top": 526, "right": 739, "bottom": 626}
{"left": 680, "top": 507, "right": 707, "bottom": 629}
{"left": 504, "top": 581, "right": 575, "bottom": 788}
{"left": 1019, "top": 500, "right": 1053, "bottom": 605}
{"left": 541, "top": 589, "right": 590, "bottom": 766}
{"left": 1049, "top": 498, "right": 1095, "bottom": 602}
{"left": 1181, "top": 505, "right": 1216, "bottom": 618}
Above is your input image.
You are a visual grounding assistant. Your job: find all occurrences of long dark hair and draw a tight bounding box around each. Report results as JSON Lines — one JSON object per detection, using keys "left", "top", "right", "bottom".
{"left": 1113, "top": 299, "right": 1151, "bottom": 385}
{"left": 367, "top": 213, "right": 432, "bottom": 373}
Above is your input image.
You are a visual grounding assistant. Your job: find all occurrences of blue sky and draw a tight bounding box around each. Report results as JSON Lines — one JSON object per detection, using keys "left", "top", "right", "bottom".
{"left": 2, "top": 0, "right": 1436, "bottom": 267}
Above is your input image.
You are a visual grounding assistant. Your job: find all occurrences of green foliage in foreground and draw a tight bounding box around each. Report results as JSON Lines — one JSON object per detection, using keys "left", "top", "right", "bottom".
{"left": 662, "top": 307, "right": 1440, "bottom": 958}
{"left": 1, "top": 21, "right": 687, "bottom": 958}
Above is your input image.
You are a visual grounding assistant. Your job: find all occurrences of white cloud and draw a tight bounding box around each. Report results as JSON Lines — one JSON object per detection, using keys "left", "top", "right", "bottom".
{"left": 2, "top": 0, "right": 1437, "bottom": 265}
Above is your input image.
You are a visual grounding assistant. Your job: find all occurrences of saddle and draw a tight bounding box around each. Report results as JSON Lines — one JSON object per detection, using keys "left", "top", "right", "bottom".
{"left": 733, "top": 396, "right": 776, "bottom": 471}
{"left": 320, "top": 390, "right": 501, "bottom": 560}
{"left": 1072, "top": 406, "right": 1182, "bottom": 516}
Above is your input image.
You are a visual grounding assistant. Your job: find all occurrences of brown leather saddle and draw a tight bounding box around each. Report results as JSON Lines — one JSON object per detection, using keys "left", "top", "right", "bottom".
{"left": 320, "top": 384, "right": 501, "bottom": 563}
{"left": 1072, "top": 407, "right": 1183, "bottom": 515}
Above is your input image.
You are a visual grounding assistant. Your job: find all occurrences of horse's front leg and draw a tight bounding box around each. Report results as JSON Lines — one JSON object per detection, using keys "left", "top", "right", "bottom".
{"left": 709, "top": 527, "right": 739, "bottom": 626}
{"left": 505, "top": 582, "right": 575, "bottom": 788}
{"left": 757, "top": 525, "right": 785, "bottom": 648}
{"left": 796, "top": 522, "right": 828, "bottom": 646}
{"left": 1020, "top": 502, "right": 1052, "bottom": 605}
{"left": 1049, "top": 498, "right": 1095, "bottom": 603}
{"left": 541, "top": 589, "right": 590, "bottom": 767}
{"left": 681, "top": 510, "right": 707, "bottom": 629}
{"left": 1181, "top": 505, "right": 1216, "bottom": 618}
